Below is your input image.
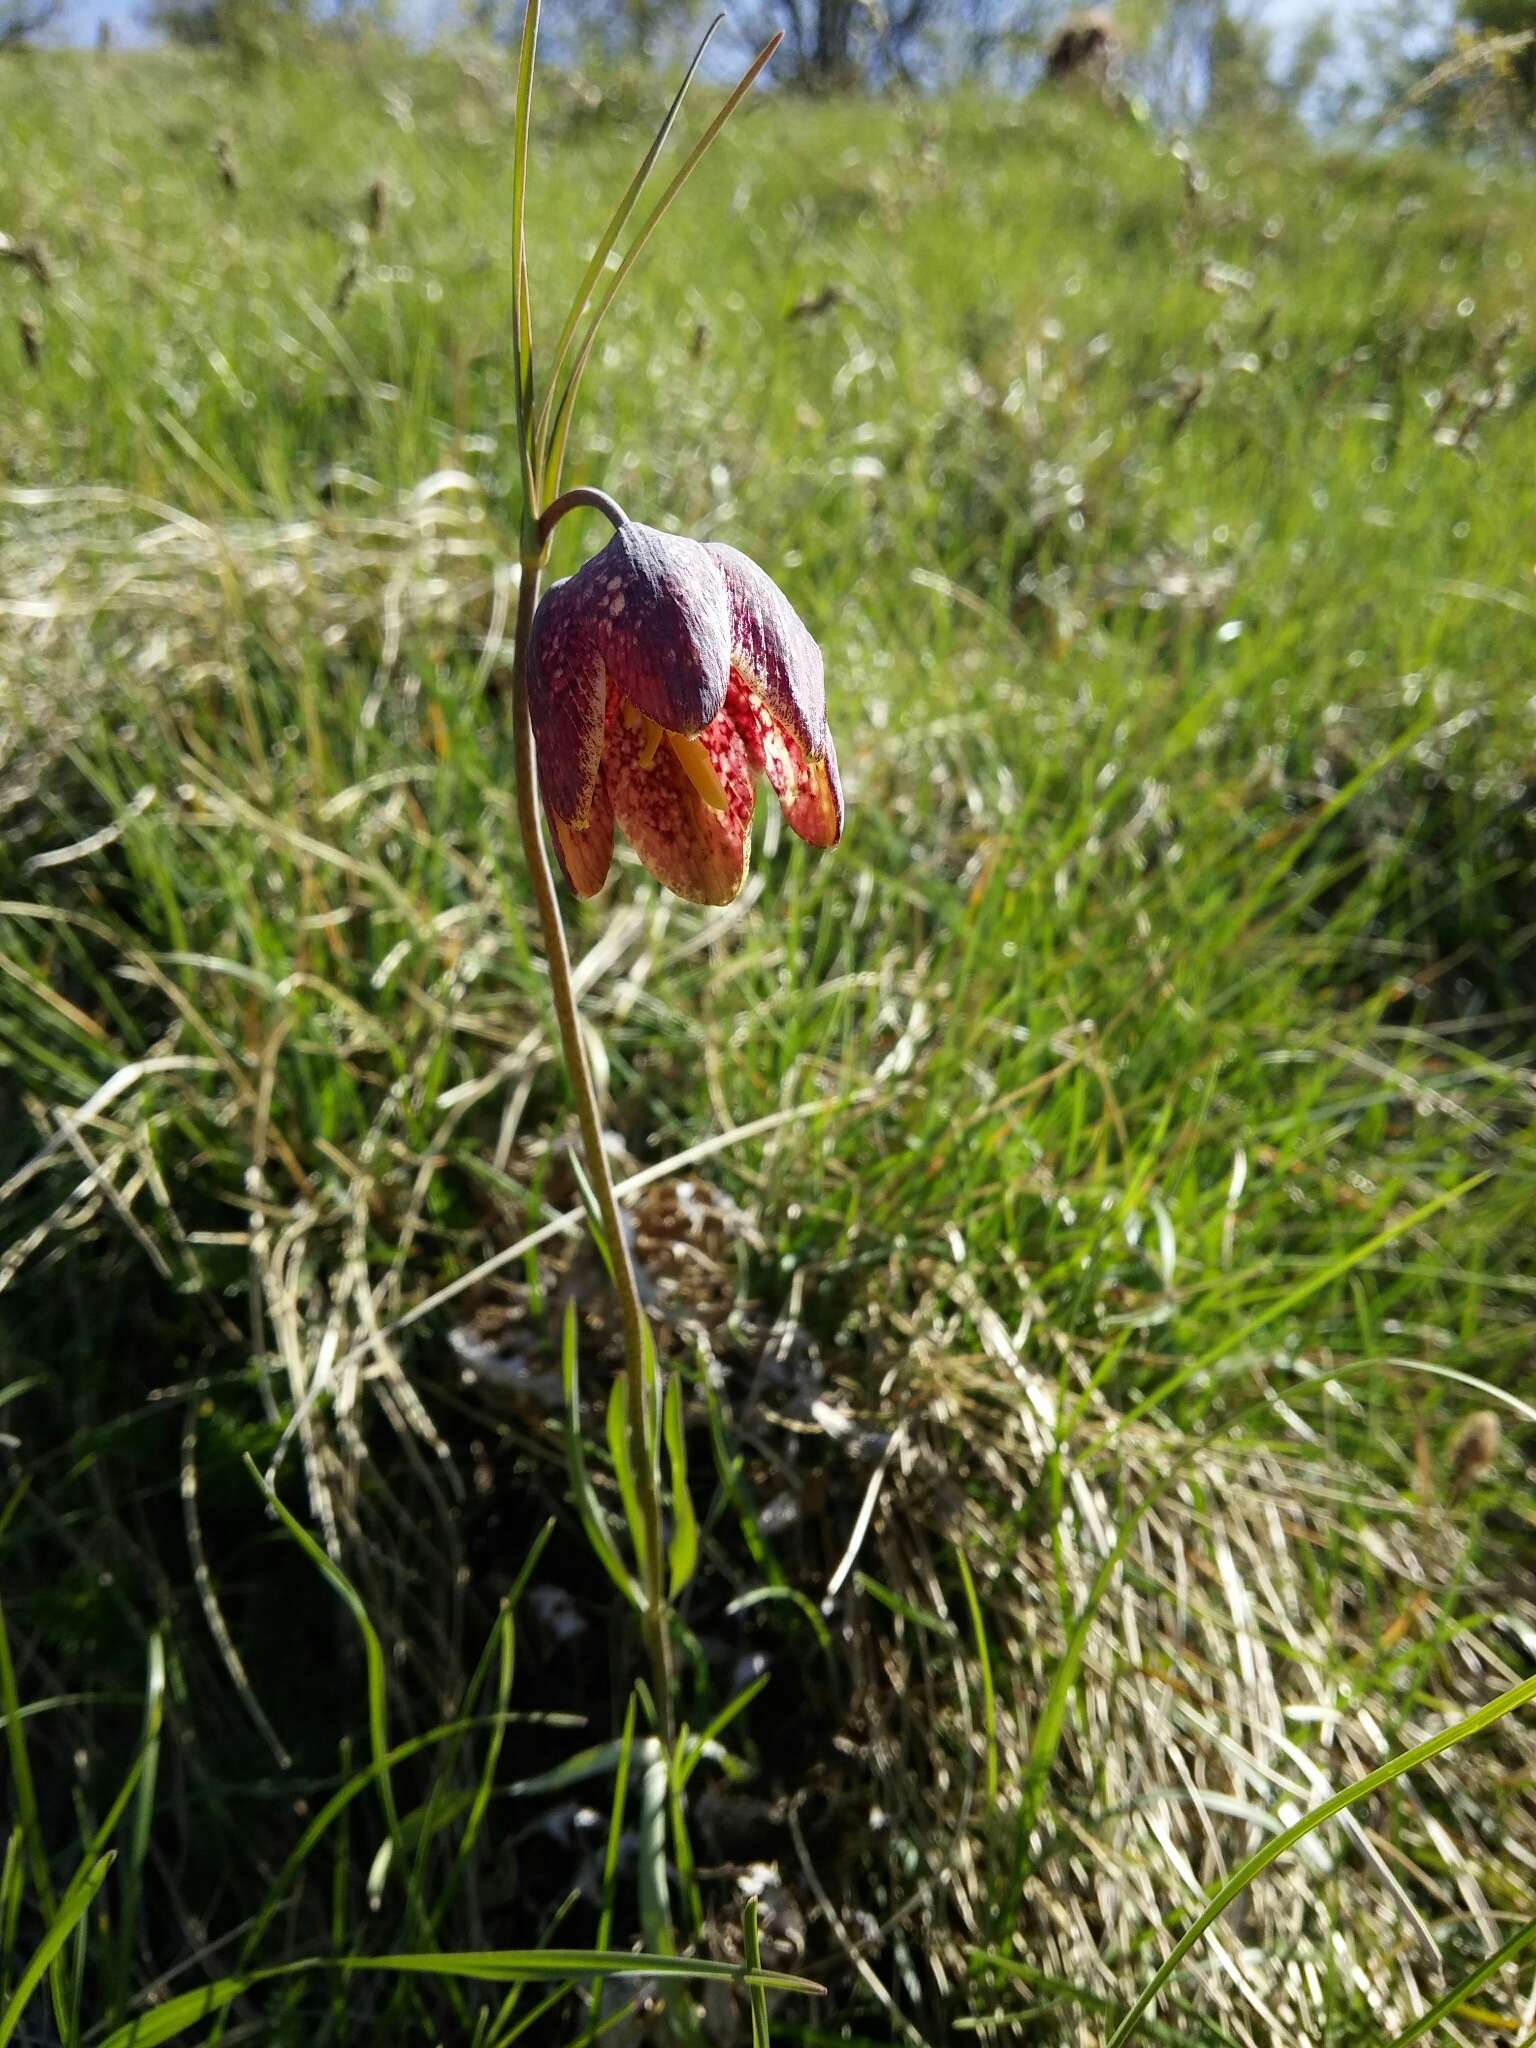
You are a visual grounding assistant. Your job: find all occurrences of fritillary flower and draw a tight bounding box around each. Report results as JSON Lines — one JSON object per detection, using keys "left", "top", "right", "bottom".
{"left": 529, "top": 519, "right": 842, "bottom": 906}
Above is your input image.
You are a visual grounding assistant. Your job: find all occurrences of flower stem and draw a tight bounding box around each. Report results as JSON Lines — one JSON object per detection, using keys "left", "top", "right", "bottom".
{"left": 538, "top": 487, "right": 629, "bottom": 542}
{"left": 508, "top": 550, "right": 674, "bottom": 1749}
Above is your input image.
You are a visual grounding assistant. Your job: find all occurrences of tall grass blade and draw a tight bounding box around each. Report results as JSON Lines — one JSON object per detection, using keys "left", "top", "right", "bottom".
{"left": 663, "top": 1373, "right": 699, "bottom": 1598}
{"left": 562, "top": 1304, "right": 643, "bottom": 1609}
{"left": 668, "top": 1748, "right": 703, "bottom": 1936}
{"left": 1388, "top": 1915, "right": 1536, "bottom": 2046}
{"left": 1091, "top": 1174, "right": 1485, "bottom": 1450}
{"left": 0, "top": 1855, "right": 112, "bottom": 2048}
{"left": 244, "top": 1461, "right": 409, "bottom": 1895}
{"left": 455, "top": 1601, "right": 515, "bottom": 1873}
{"left": 678, "top": 1672, "right": 769, "bottom": 1791}
{"left": 585, "top": 1692, "right": 639, "bottom": 2043}
{"left": 1096, "top": 1668, "right": 1536, "bottom": 2048}
{"left": 743, "top": 1895, "right": 773, "bottom": 2048}
{"left": 606, "top": 1371, "right": 651, "bottom": 1577}
{"left": 101, "top": 1949, "right": 823, "bottom": 2046}
{"left": 0, "top": 1591, "right": 51, "bottom": 1916}
{"left": 43, "top": 1677, "right": 156, "bottom": 2039}
{"left": 955, "top": 1549, "right": 998, "bottom": 1815}
{"left": 508, "top": 1736, "right": 636, "bottom": 1799}
{"left": 111, "top": 1632, "right": 165, "bottom": 2021}
{"left": 0, "top": 1828, "right": 23, "bottom": 1987}
{"left": 636, "top": 1745, "right": 672, "bottom": 1955}
{"left": 509, "top": 0, "right": 542, "bottom": 520}
{"left": 235, "top": 1713, "right": 554, "bottom": 1983}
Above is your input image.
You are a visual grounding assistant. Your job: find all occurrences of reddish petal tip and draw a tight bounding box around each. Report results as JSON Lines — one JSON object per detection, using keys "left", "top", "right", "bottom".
{"left": 549, "top": 782, "right": 615, "bottom": 897}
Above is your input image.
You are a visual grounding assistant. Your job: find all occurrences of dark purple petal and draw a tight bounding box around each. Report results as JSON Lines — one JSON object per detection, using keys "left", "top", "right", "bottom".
{"left": 706, "top": 543, "right": 828, "bottom": 760}
{"left": 529, "top": 574, "right": 607, "bottom": 828}
{"left": 564, "top": 522, "right": 731, "bottom": 736}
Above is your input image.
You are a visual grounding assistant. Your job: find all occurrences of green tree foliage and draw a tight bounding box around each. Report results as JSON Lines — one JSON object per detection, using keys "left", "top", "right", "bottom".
{"left": 146, "top": 0, "right": 319, "bottom": 54}
{"left": 1, "top": 0, "right": 61, "bottom": 46}
{"left": 1462, "top": 0, "right": 1536, "bottom": 109}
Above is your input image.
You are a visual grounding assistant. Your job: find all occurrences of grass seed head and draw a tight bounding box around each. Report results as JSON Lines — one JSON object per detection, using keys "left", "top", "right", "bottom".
{"left": 1447, "top": 1407, "right": 1503, "bottom": 1498}
{"left": 211, "top": 132, "right": 241, "bottom": 194}
{"left": 0, "top": 232, "right": 53, "bottom": 289}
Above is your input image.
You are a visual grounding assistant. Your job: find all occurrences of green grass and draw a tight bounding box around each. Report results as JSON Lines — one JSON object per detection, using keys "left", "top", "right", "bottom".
{"left": 3, "top": 37, "right": 1536, "bottom": 2046}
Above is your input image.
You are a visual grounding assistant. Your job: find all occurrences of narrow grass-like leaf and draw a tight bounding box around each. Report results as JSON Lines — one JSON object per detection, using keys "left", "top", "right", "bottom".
{"left": 703, "top": 1372, "right": 786, "bottom": 1588}
{"left": 1089, "top": 1174, "right": 1485, "bottom": 1451}
{"left": 330, "top": 1735, "right": 351, "bottom": 2035}
{"left": 485, "top": 1978, "right": 576, "bottom": 2048}
{"left": 509, "top": 0, "right": 541, "bottom": 523}
{"left": 44, "top": 1678, "right": 155, "bottom": 2035}
{"left": 232, "top": 1712, "right": 555, "bottom": 1990}
{"left": 996, "top": 1472, "right": 1173, "bottom": 1926}
{"left": 533, "top": 12, "right": 724, "bottom": 468}
{"left": 1387, "top": 1914, "right": 1536, "bottom": 2046}
{"left": 606, "top": 1372, "right": 650, "bottom": 1578}
{"left": 663, "top": 1373, "right": 698, "bottom": 1598}
{"left": 244, "top": 1461, "right": 409, "bottom": 1895}
{"left": 964, "top": 1954, "right": 1211, "bottom": 2048}
{"left": 563, "top": 1995, "right": 644, "bottom": 2048}
{"left": 584, "top": 1691, "right": 639, "bottom": 2042}
{"left": 373, "top": 1948, "right": 817, "bottom": 1982}
{"left": 0, "top": 1827, "right": 23, "bottom": 1985}
{"left": 508, "top": 1737, "right": 636, "bottom": 1799}
{"left": 725, "top": 1585, "right": 832, "bottom": 1655}
{"left": 1099, "top": 1667, "right": 1536, "bottom": 2048}
{"left": 854, "top": 1573, "right": 955, "bottom": 1637}
{"left": 509, "top": 1517, "right": 557, "bottom": 1607}
{"left": 473, "top": 1888, "right": 585, "bottom": 2048}
{"left": 111, "top": 1632, "right": 165, "bottom": 2021}
{"left": 955, "top": 1549, "right": 998, "bottom": 1815}
{"left": 0, "top": 1855, "right": 111, "bottom": 2048}
{"left": 101, "top": 1950, "right": 824, "bottom": 2048}
{"left": 420, "top": 1588, "right": 527, "bottom": 1937}
{"left": 543, "top": 31, "right": 784, "bottom": 499}
{"left": 0, "top": 1592, "right": 51, "bottom": 1917}
{"left": 667, "top": 1742, "right": 703, "bottom": 1936}
{"left": 561, "top": 1305, "right": 643, "bottom": 1608}
{"left": 567, "top": 1149, "right": 615, "bottom": 1283}
{"left": 677, "top": 1672, "right": 769, "bottom": 1790}
{"left": 743, "top": 1895, "right": 772, "bottom": 2048}
{"left": 455, "top": 1600, "right": 515, "bottom": 1872}
{"left": 636, "top": 1744, "right": 672, "bottom": 1956}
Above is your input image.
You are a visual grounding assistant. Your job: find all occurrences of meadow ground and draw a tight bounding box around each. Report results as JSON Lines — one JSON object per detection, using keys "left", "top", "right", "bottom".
{"left": 2, "top": 38, "right": 1536, "bottom": 2046}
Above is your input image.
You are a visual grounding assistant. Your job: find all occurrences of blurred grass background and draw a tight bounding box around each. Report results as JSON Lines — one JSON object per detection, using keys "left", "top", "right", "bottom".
{"left": 2, "top": 37, "right": 1536, "bottom": 2046}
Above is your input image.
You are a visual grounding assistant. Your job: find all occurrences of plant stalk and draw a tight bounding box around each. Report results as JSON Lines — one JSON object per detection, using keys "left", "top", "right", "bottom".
{"left": 539, "top": 488, "right": 629, "bottom": 541}
{"left": 507, "top": 548, "right": 674, "bottom": 1749}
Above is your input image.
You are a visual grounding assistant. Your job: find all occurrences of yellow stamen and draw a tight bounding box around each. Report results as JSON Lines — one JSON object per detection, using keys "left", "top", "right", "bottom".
{"left": 621, "top": 700, "right": 642, "bottom": 732}
{"left": 638, "top": 714, "right": 663, "bottom": 770}
{"left": 666, "top": 731, "right": 729, "bottom": 812}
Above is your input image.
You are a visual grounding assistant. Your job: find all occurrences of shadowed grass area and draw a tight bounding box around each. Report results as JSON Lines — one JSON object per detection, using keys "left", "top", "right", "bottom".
{"left": 2, "top": 40, "right": 1535, "bottom": 2047}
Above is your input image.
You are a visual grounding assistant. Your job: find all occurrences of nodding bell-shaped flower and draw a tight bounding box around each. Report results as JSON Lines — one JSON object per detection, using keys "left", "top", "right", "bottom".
{"left": 529, "top": 519, "right": 843, "bottom": 906}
